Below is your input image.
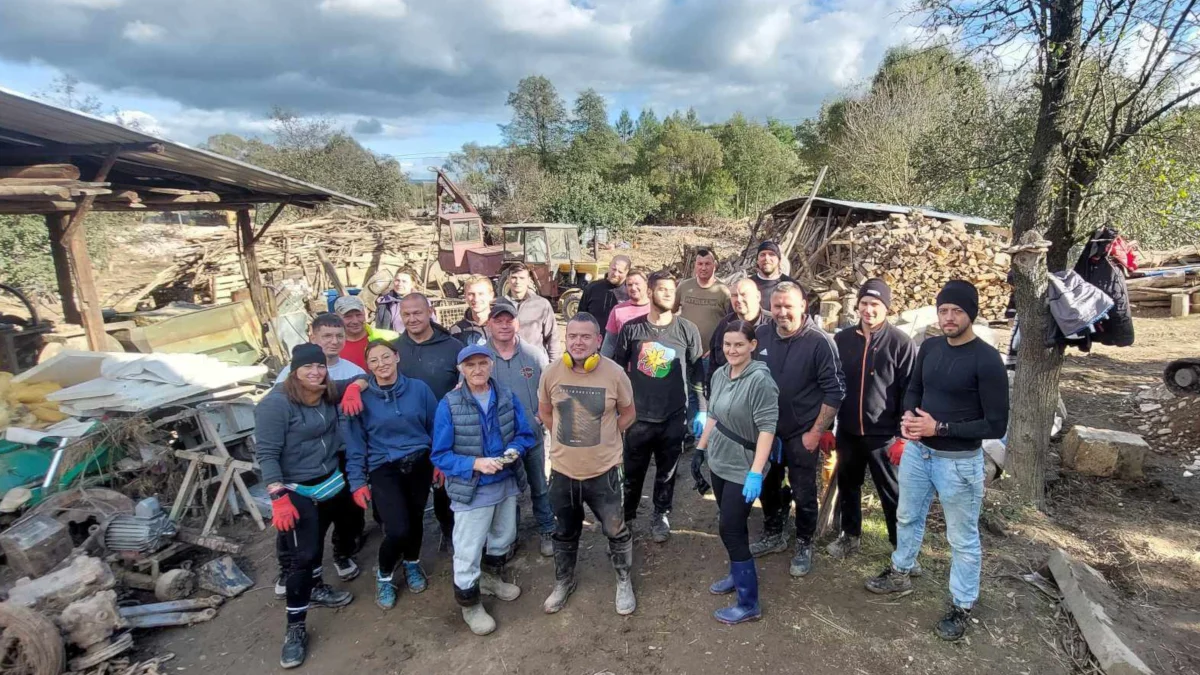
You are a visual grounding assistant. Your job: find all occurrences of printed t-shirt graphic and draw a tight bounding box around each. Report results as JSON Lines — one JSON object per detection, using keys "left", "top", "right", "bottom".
{"left": 637, "top": 342, "right": 676, "bottom": 379}
{"left": 554, "top": 384, "right": 606, "bottom": 447}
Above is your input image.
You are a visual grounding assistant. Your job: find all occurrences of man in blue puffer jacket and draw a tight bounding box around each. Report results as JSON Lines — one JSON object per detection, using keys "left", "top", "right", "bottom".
{"left": 431, "top": 344, "right": 539, "bottom": 636}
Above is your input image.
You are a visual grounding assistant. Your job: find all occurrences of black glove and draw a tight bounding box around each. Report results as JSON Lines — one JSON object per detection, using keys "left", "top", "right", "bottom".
{"left": 691, "top": 448, "right": 711, "bottom": 496}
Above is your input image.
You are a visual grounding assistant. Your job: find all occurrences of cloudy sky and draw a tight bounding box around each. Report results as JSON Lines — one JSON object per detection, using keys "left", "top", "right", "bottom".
{"left": 0, "top": 0, "right": 917, "bottom": 177}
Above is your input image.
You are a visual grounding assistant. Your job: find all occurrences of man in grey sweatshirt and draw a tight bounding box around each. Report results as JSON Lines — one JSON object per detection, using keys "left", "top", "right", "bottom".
{"left": 486, "top": 300, "right": 555, "bottom": 557}
{"left": 505, "top": 262, "right": 562, "bottom": 361}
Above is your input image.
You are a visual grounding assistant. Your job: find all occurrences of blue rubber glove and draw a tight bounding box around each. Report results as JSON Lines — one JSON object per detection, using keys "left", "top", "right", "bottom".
{"left": 692, "top": 411, "right": 708, "bottom": 438}
{"left": 742, "top": 471, "right": 764, "bottom": 503}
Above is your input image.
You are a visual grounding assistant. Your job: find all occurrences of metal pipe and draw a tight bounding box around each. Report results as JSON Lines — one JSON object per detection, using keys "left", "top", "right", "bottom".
{"left": 123, "top": 608, "right": 218, "bottom": 628}
{"left": 40, "top": 437, "right": 70, "bottom": 490}
{"left": 118, "top": 596, "right": 223, "bottom": 617}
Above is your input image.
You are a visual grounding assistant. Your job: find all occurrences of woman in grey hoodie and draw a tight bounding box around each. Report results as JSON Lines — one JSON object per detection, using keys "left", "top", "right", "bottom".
{"left": 255, "top": 343, "right": 355, "bottom": 669}
{"left": 696, "top": 320, "right": 779, "bottom": 625}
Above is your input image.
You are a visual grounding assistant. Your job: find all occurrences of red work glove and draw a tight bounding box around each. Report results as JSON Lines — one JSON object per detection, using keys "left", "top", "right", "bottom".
{"left": 271, "top": 492, "right": 299, "bottom": 532}
{"left": 887, "top": 438, "right": 906, "bottom": 466}
{"left": 352, "top": 485, "right": 371, "bottom": 510}
{"left": 819, "top": 431, "right": 837, "bottom": 453}
{"left": 432, "top": 468, "right": 446, "bottom": 488}
{"left": 340, "top": 385, "right": 364, "bottom": 416}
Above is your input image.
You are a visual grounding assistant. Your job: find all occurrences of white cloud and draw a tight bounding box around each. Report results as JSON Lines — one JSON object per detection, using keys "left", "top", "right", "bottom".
{"left": 47, "top": 0, "right": 124, "bottom": 7}
{"left": 318, "top": 0, "right": 407, "bottom": 19}
{"left": 122, "top": 21, "right": 166, "bottom": 43}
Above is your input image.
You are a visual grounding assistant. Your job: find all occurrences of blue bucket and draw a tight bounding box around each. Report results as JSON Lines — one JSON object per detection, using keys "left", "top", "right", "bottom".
{"left": 324, "top": 287, "right": 362, "bottom": 313}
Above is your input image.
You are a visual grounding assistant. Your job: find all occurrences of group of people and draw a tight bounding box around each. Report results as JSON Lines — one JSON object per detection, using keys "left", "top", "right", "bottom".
{"left": 254, "top": 242, "right": 1009, "bottom": 670}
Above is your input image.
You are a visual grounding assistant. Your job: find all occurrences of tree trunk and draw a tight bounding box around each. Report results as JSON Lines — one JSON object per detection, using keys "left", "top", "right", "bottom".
{"left": 1005, "top": 0, "right": 1084, "bottom": 507}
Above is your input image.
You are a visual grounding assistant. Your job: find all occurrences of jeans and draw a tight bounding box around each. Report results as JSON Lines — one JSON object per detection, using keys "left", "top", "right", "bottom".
{"left": 891, "top": 440, "right": 985, "bottom": 609}
{"left": 711, "top": 473, "right": 753, "bottom": 560}
{"left": 277, "top": 491, "right": 341, "bottom": 623}
{"left": 623, "top": 415, "right": 687, "bottom": 521}
{"left": 836, "top": 432, "right": 900, "bottom": 546}
{"left": 549, "top": 466, "right": 630, "bottom": 546}
{"left": 521, "top": 439, "right": 555, "bottom": 534}
{"left": 451, "top": 493, "right": 519, "bottom": 592}
{"left": 370, "top": 454, "right": 434, "bottom": 574}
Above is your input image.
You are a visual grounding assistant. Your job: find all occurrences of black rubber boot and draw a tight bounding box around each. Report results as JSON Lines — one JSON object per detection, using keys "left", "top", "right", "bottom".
{"left": 544, "top": 539, "right": 579, "bottom": 614}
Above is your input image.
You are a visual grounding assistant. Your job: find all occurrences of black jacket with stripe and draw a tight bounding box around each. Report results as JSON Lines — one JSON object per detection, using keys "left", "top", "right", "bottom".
{"left": 833, "top": 323, "right": 917, "bottom": 439}
{"left": 753, "top": 318, "right": 845, "bottom": 440}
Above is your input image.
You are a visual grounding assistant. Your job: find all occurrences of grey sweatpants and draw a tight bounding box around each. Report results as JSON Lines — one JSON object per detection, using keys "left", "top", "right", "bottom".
{"left": 452, "top": 494, "right": 519, "bottom": 590}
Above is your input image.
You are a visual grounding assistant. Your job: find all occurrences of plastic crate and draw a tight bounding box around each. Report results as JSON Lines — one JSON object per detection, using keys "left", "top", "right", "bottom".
{"left": 432, "top": 299, "right": 469, "bottom": 326}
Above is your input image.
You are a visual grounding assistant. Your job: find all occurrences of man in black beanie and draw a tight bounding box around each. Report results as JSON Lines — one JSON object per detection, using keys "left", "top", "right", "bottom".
{"left": 828, "top": 278, "right": 916, "bottom": 560}
{"left": 751, "top": 241, "right": 795, "bottom": 311}
{"left": 863, "top": 279, "right": 1008, "bottom": 643}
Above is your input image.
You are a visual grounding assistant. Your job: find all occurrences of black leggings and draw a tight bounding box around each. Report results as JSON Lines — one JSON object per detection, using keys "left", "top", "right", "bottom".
{"left": 711, "top": 473, "right": 754, "bottom": 561}
{"left": 371, "top": 454, "right": 435, "bottom": 574}
{"left": 278, "top": 490, "right": 347, "bottom": 623}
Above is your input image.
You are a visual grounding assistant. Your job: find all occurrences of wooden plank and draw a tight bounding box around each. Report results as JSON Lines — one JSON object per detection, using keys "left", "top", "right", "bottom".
{"left": 64, "top": 149, "right": 118, "bottom": 351}
{"left": 0, "top": 163, "right": 80, "bottom": 180}
{"left": 201, "top": 465, "right": 236, "bottom": 536}
{"left": 196, "top": 416, "right": 265, "bottom": 531}
{"left": 0, "top": 185, "right": 71, "bottom": 198}
{"left": 316, "top": 248, "right": 346, "bottom": 295}
{"left": 169, "top": 457, "right": 201, "bottom": 522}
{"left": 0, "top": 141, "right": 165, "bottom": 160}
{"left": 112, "top": 264, "right": 179, "bottom": 313}
{"left": 139, "top": 192, "right": 220, "bottom": 204}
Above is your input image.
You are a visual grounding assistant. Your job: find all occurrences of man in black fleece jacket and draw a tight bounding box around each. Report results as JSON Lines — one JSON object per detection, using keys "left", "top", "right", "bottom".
{"left": 865, "top": 280, "right": 1008, "bottom": 644}
{"left": 751, "top": 282, "right": 844, "bottom": 577}
{"left": 829, "top": 279, "right": 916, "bottom": 559}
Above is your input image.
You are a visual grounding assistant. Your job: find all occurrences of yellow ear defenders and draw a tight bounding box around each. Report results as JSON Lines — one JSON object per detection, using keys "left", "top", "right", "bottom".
{"left": 563, "top": 352, "right": 601, "bottom": 372}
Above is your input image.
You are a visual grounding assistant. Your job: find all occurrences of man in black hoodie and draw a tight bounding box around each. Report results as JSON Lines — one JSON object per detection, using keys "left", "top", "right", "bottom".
{"left": 392, "top": 293, "right": 464, "bottom": 549}
{"left": 752, "top": 282, "right": 844, "bottom": 577}
{"left": 828, "top": 279, "right": 916, "bottom": 559}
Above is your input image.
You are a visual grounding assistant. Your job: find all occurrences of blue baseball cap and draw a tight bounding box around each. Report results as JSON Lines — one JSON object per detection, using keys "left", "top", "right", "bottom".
{"left": 457, "top": 344, "right": 494, "bottom": 365}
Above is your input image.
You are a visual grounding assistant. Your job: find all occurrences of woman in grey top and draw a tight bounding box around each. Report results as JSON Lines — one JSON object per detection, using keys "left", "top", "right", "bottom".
{"left": 696, "top": 320, "right": 779, "bottom": 624}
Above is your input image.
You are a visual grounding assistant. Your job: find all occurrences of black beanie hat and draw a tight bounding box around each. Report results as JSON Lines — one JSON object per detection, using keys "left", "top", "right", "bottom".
{"left": 857, "top": 278, "right": 892, "bottom": 310}
{"left": 757, "top": 240, "right": 782, "bottom": 257}
{"left": 291, "top": 343, "right": 326, "bottom": 371}
{"left": 936, "top": 280, "right": 979, "bottom": 322}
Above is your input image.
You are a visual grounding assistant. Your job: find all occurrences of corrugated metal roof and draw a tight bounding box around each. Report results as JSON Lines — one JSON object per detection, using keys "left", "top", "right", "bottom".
{"left": 770, "top": 195, "right": 1001, "bottom": 227}
{"left": 0, "top": 86, "right": 374, "bottom": 208}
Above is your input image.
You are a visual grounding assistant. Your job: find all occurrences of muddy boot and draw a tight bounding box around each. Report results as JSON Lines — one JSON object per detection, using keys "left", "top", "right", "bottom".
{"left": 454, "top": 584, "right": 496, "bottom": 636}
{"left": 543, "top": 540, "right": 578, "bottom": 614}
{"left": 280, "top": 622, "right": 308, "bottom": 669}
{"left": 539, "top": 532, "right": 554, "bottom": 558}
{"left": 789, "top": 539, "right": 813, "bottom": 577}
{"left": 749, "top": 530, "right": 788, "bottom": 557}
{"left": 610, "top": 538, "right": 636, "bottom": 615}
{"left": 865, "top": 565, "right": 912, "bottom": 595}
{"left": 649, "top": 510, "right": 670, "bottom": 543}
{"left": 936, "top": 603, "right": 971, "bottom": 642}
{"left": 714, "top": 559, "right": 761, "bottom": 625}
{"left": 826, "top": 534, "right": 861, "bottom": 559}
{"left": 480, "top": 555, "right": 521, "bottom": 601}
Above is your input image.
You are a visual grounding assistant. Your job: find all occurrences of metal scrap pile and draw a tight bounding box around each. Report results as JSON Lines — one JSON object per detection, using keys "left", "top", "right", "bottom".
{"left": 157, "top": 215, "right": 436, "bottom": 306}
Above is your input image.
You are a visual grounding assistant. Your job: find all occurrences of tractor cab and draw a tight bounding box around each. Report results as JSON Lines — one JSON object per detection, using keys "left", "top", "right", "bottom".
{"left": 500, "top": 224, "right": 601, "bottom": 315}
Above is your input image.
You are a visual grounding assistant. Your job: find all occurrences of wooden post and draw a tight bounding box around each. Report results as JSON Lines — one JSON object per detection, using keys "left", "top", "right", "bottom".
{"left": 236, "top": 208, "right": 272, "bottom": 323}
{"left": 62, "top": 150, "right": 120, "bottom": 351}
{"left": 45, "top": 214, "right": 82, "bottom": 324}
{"left": 778, "top": 165, "right": 827, "bottom": 259}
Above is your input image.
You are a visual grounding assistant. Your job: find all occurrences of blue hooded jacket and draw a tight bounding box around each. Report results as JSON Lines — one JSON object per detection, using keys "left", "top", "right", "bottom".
{"left": 431, "top": 383, "right": 538, "bottom": 489}
{"left": 341, "top": 374, "right": 438, "bottom": 491}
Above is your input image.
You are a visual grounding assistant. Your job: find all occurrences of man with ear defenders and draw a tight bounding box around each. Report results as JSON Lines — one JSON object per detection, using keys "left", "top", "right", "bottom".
{"left": 537, "top": 312, "right": 638, "bottom": 616}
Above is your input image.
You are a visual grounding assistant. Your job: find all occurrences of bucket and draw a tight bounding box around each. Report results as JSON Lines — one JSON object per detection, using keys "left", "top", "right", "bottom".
{"left": 323, "top": 288, "right": 362, "bottom": 313}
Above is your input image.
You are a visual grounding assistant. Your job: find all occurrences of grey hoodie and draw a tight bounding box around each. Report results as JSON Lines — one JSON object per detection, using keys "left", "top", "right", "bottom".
{"left": 254, "top": 387, "right": 342, "bottom": 486}
{"left": 394, "top": 323, "right": 465, "bottom": 400}
{"left": 487, "top": 337, "right": 549, "bottom": 433}
{"left": 507, "top": 292, "right": 562, "bottom": 361}
{"left": 706, "top": 360, "right": 780, "bottom": 484}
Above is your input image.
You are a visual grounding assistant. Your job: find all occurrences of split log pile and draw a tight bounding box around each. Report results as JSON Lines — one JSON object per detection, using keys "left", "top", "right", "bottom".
{"left": 159, "top": 216, "right": 436, "bottom": 305}
{"left": 1126, "top": 245, "right": 1200, "bottom": 316}
{"left": 803, "top": 212, "right": 1011, "bottom": 322}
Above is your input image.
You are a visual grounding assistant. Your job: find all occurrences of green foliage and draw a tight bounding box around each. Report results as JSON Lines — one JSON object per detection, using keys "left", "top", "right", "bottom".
{"left": 645, "top": 119, "right": 735, "bottom": 219}
{"left": 615, "top": 109, "right": 635, "bottom": 142}
{"left": 634, "top": 108, "right": 662, "bottom": 144}
{"left": 716, "top": 114, "right": 802, "bottom": 216}
{"left": 561, "top": 89, "right": 623, "bottom": 177}
{"left": 500, "top": 75, "right": 569, "bottom": 170}
{"left": 0, "top": 215, "right": 112, "bottom": 294}
{"left": 539, "top": 172, "right": 658, "bottom": 236}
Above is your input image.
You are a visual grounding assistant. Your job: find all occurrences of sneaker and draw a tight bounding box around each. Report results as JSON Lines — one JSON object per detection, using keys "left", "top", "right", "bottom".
{"left": 403, "top": 561, "right": 428, "bottom": 593}
{"left": 650, "top": 511, "right": 670, "bottom": 544}
{"left": 826, "top": 534, "right": 861, "bottom": 559}
{"left": 749, "top": 532, "right": 788, "bottom": 558}
{"left": 334, "top": 556, "right": 361, "bottom": 582}
{"left": 480, "top": 572, "right": 521, "bottom": 601}
{"left": 865, "top": 565, "right": 913, "bottom": 595}
{"left": 309, "top": 582, "right": 353, "bottom": 608}
{"left": 280, "top": 623, "right": 308, "bottom": 669}
{"left": 909, "top": 561, "right": 924, "bottom": 578}
{"left": 375, "top": 571, "right": 397, "bottom": 610}
{"left": 274, "top": 574, "right": 287, "bottom": 599}
{"left": 539, "top": 532, "right": 554, "bottom": 558}
{"left": 461, "top": 603, "right": 496, "bottom": 636}
{"left": 936, "top": 604, "right": 971, "bottom": 641}
{"left": 789, "top": 540, "right": 813, "bottom": 577}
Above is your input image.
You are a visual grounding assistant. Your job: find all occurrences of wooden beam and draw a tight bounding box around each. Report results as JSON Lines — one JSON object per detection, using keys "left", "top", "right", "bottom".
{"left": 779, "top": 165, "right": 827, "bottom": 260}
{"left": 251, "top": 202, "right": 288, "bottom": 244}
{"left": 45, "top": 214, "right": 82, "bottom": 324}
{"left": 63, "top": 150, "right": 120, "bottom": 351}
{"left": 0, "top": 142, "right": 165, "bottom": 160}
{"left": 237, "top": 208, "right": 274, "bottom": 327}
{"left": 316, "top": 248, "right": 346, "bottom": 296}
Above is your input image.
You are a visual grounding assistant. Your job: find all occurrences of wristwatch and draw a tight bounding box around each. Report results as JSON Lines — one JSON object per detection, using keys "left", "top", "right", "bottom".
{"left": 936, "top": 421, "right": 949, "bottom": 437}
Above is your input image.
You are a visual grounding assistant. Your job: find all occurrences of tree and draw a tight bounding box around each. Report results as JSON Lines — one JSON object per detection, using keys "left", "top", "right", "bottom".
{"left": 766, "top": 118, "right": 798, "bottom": 149}
{"left": 646, "top": 119, "right": 734, "bottom": 219}
{"left": 634, "top": 107, "right": 662, "bottom": 144}
{"left": 615, "top": 109, "right": 635, "bottom": 142}
{"left": 500, "top": 75, "right": 569, "bottom": 170}
{"left": 717, "top": 114, "right": 802, "bottom": 216}
{"left": 34, "top": 74, "right": 103, "bottom": 115}
{"left": 925, "top": 0, "right": 1200, "bottom": 506}
{"left": 539, "top": 172, "right": 658, "bottom": 237}
{"left": 571, "top": 89, "right": 611, "bottom": 136}
{"left": 561, "top": 89, "right": 623, "bottom": 177}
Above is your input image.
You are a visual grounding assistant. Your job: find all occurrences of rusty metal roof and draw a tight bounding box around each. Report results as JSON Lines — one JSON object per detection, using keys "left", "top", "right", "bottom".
{"left": 0, "top": 86, "right": 374, "bottom": 208}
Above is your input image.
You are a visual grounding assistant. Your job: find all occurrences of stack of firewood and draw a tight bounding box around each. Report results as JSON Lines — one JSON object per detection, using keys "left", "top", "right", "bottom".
{"left": 804, "top": 213, "right": 1012, "bottom": 321}
{"left": 160, "top": 216, "right": 436, "bottom": 305}
{"left": 1126, "top": 245, "right": 1200, "bottom": 315}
